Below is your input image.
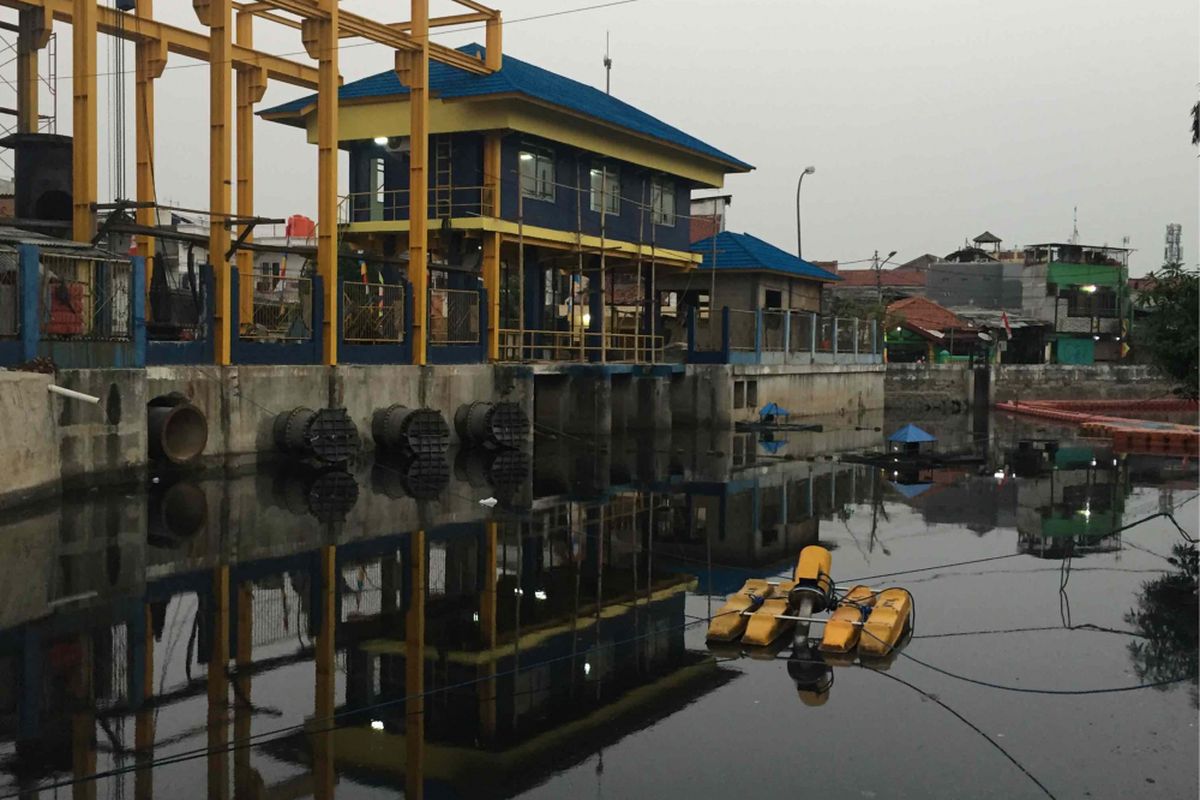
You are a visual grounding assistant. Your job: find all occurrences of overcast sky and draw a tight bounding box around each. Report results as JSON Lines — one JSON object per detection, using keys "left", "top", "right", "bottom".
{"left": 15, "top": 0, "right": 1199, "bottom": 276}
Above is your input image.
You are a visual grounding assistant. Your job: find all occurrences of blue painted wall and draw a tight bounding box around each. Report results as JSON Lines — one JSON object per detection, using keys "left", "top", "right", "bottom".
{"left": 348, "top": 132, "right": 694, "bottom": 252}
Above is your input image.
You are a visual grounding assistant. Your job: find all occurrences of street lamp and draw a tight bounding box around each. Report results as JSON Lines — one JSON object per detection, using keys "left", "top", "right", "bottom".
{"left": 796, "top": 166, "right": 816, "bottom": 259}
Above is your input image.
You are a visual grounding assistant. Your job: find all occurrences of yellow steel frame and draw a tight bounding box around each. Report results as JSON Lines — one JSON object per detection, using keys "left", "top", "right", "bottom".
{"left": 6, "top": 0, "right": 499, "bottom": 366}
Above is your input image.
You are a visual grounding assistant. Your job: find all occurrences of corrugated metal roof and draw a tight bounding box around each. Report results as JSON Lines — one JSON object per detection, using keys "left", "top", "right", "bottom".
{"left": 0, "top": 226, "right": 116, "bottom": 257}
{"left": 689, "top": 231, "right": 840, "bottom": 282}
{"left": 260, "top": 43, "right": 751, "bottom": 171}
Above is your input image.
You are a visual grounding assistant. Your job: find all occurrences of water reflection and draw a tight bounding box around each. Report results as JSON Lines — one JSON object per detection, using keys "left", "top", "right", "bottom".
{"left": 0, "top": 415, "right": 1195, "bottom": 798}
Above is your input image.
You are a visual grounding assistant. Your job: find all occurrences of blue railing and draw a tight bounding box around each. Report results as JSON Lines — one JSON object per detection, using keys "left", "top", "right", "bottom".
{"left": 687, "top": 307, "right": 881, "bottom": 366}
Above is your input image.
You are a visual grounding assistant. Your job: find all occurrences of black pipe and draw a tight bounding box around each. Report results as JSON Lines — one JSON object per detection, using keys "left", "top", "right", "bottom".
{"left": 272, "top": 407, "right": 361, "bottom": 465}
{"left": 372, "top": 404, "right": 450, "bottom": 457}
{"left": 453, "top": 401, "right": 530, "bottom": 449}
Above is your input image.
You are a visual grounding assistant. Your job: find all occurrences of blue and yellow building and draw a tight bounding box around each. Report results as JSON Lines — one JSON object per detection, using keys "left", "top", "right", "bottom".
{"left": 262, "top": 43, "right": 751, "bottom": 362}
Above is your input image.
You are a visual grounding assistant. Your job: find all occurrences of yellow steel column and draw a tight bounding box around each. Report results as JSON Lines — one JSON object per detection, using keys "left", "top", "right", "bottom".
{"left": 478, "top": 521, "right": 498, "bottom": 738}
{"left": 484, "top": 12, "right": 501, "bottom": 71}
{"left": 135, "top": 604, "right": 155, "bottom": 800}
{"left": 313, "top": 545, "right": 336, "bottom": 800}
{"left": 72, "top": 0, "right": 97, "bottom": 242}
{"left": 233, "top": 583, "right": 254, "bottom": 800}
{"left": 406, "top": 529, "right": 426, "bottom": 800}
{"left": 207, "top": 565, "right": 231, "bottom": 800}
{"left": 71, "top": 634, "right": 96, "bottom": 800}
{"left": 482, "top": 133, "right": 501, "bottom": 360}
{"left": 235, "top": 11, "right": 263, "bottom": 327}
{"left": 135, "top": 0, "right": 163, "bottom": 266}
{"left": 317, "top": 0, "right": 339, "bottom": 365}
{"left": 16, "top": 9, "right": 48, "bottom": 134}
{"left": 398, "top": 0, "right": 430, "bottom": 365}
{"left": 198, "top": 0, "right": 234, "bottom": 364}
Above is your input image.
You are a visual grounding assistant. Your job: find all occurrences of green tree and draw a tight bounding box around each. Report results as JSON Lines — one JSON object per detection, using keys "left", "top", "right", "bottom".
{"left": 1135, "top": 264, "right": 1199, "bottom": 397}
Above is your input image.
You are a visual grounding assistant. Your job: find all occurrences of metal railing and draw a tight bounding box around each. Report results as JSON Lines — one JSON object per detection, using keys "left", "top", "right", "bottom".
{"left": 343, "top": 280, "right": 405, "bottom": 343}
{"left": 340, "top": 185, "right": 495, "bottom": 224}
{"left": 0, "top": 247, "right": 16, "bottom": 337}
{"left": 835, "top": 317, "right": 857, "bottom": 353}
{"left": 240, "top": 272, "right": 313, "bottom": 340}
{"left": 429, "top": 288, "right": 480, "bottom": 346}
{"left": 815, "top": 316, "right": 834, "bottom": 353}
{"left": 498, "top": 328, "right": 663, "bottom": 363}
{"left": 728, "top": 309, "right": 757, "bottom": 351}
{"left": 39, "top": 253, "right": 132, "bottom": 341}
{"left": 789, "top": 310, "right": 814, "bottom": 353}
{"left": 761, "top": 310, "right": 787, "bottom": 351}
{"left": 857, "top": 318, "right": 874, "bottom": 353}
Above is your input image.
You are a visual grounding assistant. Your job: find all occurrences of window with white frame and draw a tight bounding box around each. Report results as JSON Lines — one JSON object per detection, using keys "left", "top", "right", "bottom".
{"left": 650, "top": 176, "right": 675, "bottom": 226}
{"left": 519, "top": 147, "right": 555, "bottom": 201}
{"left": 589, "top": 163, "right": 620, "bottom": 215}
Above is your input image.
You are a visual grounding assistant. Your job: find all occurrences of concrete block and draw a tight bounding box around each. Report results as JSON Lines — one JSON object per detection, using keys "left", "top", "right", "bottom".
{"left": 0, "top": 370, "right": 61, "bottom": 506}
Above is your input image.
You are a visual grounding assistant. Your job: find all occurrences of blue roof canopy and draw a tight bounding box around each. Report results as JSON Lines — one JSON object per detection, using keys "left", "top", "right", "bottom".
{"left": 888, "top": 424, "right": 937, "bottom": 444}
{"left": 890, "top": 481, "right": 934, "bottom": 498}
{"left": 689, "top": 231, "right": 840, "bottom": 282}
{"left": 260, "top": 43, "right": 751, "bottom": 171}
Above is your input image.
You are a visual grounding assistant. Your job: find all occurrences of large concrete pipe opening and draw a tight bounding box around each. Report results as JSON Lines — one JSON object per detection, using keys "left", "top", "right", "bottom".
{"left": 147, "top": 396, "right": 209, "bottom": 464}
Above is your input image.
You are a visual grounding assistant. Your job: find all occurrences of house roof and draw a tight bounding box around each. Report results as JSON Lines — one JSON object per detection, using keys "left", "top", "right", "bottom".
{"left": 260, "top": 44, "right": 752, "bottom": 172}
{"left": 973, "top": 230, "right": 1002, "bottom": 244}
{"left": 887, "top": 296, "right": 976, "bottom": 333}
{"left": 689, "top": 231, "right": 840, "bottom": 282}
{"left": 836, "top": 267, "right": 926, "bottom": 288}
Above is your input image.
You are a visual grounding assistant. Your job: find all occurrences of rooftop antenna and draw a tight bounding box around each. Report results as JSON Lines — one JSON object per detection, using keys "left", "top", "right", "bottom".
{"left": 1070, "top": 206, "right": 1079, "bottom": 245}
{"left": 603, "top": 31, "right": 612, "bottom": 95}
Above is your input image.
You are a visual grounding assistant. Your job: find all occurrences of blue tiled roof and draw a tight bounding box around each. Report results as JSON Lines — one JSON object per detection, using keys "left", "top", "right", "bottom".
{"left": 690, "top": 231, "right": 841, "bottom": 281}
{"left": 260, "top": 43, "right": 750, "bottom": 170}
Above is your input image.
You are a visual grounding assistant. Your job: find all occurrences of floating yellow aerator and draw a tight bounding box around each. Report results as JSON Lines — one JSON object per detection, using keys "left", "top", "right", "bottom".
{"left": 704, "top": 545, "right": 913, "bottom": 660}
{"left": 707, "top": 579, "right": 775, "bottom": 642}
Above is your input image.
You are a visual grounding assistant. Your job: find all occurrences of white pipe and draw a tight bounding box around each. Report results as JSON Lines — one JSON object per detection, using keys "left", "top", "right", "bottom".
{"left": 48, "top": 384, "right": 101, "bottom": 404}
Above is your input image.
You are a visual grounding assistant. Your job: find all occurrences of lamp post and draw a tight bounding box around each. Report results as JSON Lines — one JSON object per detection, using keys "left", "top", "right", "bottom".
{"left": 874, "top": 249, "right": 899, "bottom": 305}
{"left": 795, "top": 166, "right": 816, "bottom": 259}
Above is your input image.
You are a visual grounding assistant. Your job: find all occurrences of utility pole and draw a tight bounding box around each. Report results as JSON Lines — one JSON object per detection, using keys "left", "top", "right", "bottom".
{"left": 874, "top": 249, "right": 881, "bottom": 306}
{"left": 603, "top": 31, "right": 612, "bottom": 95}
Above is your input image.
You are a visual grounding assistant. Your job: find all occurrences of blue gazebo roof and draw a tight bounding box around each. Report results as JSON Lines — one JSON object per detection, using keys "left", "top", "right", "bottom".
{"left": 689, "top": 232, "right": 841, "bottom": 282}
{"left": 888, "top": 424, "right": 937, "bottom": 444}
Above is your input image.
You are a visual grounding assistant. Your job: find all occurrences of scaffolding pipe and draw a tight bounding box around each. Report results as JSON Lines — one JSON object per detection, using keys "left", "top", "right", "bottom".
{"left": 599, "top": 164, "right": 607, "bottom": 363}
{"left": 635, "top": 177, "right": 645, "bottom": 363}
{"left": 576, "top": 159, "right": 584, "bottom": 362}
{"left": 517, "top": 186, "right": 524, "bottom": 358}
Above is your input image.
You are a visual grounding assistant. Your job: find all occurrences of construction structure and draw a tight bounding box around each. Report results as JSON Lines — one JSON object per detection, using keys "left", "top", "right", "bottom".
{"left": 0, "top": 0, "right": 505, "bottom": 366}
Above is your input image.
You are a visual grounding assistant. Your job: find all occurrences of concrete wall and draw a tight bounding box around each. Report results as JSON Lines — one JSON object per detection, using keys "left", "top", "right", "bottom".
{"left": 993, "top": 364, "right": 1175, "bottom": 402}
{"left": 884, "top": 362, "right": 1178, "bottom": 410}
{"left": 1, "top": 364, "right": 533, "bottom": 510}
{"left": 670, "top": 363, "right": 884, "bottom": 428}
{"left": 885, "top": 364, "right": 976, "bottom": 414}
{"left": 0, "top": 371, "right": 60, "bottom": 505}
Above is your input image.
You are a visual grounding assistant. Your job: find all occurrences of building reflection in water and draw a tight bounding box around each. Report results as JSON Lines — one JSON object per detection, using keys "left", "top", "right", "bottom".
{"left": 1, "top": 417, "right": 1189, "bottom": 799}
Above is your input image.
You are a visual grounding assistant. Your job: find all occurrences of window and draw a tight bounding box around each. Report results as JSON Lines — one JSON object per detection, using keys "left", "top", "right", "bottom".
{"left": 589, "top": 163, "right": 620, "bottom": 214}
{"left": 764, "top": 289, "right": 783, "bottom": 309}
{"left": 519, "top": 148, "right": 555, "bottom": 201}
{"left": 373, "top": 157, "right": 386, "bottom": 205}
{"left": 650, "top": 176, "right": 675, "bottom": 226}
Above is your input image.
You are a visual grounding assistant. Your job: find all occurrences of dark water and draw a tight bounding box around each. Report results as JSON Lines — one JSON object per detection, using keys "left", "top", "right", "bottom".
{"left": 0, "top": 412, "right": 1196, "bottom": 800}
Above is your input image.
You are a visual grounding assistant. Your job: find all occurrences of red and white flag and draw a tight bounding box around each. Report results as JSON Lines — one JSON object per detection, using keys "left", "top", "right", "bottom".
{"left": 1000, "top": 311, "right": 1013, "bottom": 339}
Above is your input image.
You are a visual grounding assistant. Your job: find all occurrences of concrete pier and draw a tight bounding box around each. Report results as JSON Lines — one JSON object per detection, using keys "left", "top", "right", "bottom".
{"left": 1, "top": 359, "right": 889, "bottom": 509}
